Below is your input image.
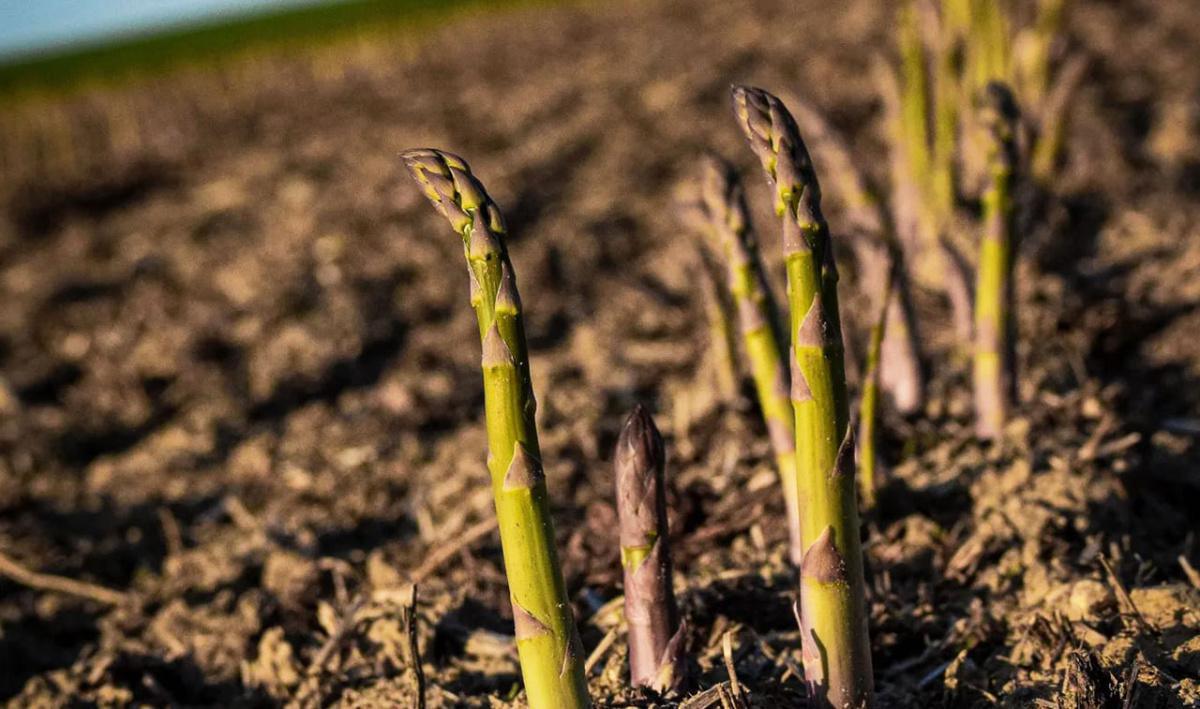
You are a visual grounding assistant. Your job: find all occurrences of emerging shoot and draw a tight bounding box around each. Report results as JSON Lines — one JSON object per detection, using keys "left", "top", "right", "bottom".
{"left": 401, "top": 149, "right": 590, "bottom": 709}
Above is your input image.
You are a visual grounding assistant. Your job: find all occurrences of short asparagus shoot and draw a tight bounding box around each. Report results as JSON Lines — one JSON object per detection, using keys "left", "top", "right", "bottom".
{"left": 973, "top": 85, "right": 1020, "bottom": 440}
{"left": 401, "top": 149, "right": 589, "bottom": 709}
{"left": 615, "top": 405, "right": 686, "bottom": 693}
{"left": 732, "top": 86, "right": 874, "bottom": 708}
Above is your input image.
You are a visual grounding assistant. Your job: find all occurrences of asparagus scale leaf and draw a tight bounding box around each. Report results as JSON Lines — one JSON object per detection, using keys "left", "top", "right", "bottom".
{"left": 401, "top": 149, "right": 590, "bottom": 709}
{"left": 731, "top": 86, "right": 874, "bottom": 708}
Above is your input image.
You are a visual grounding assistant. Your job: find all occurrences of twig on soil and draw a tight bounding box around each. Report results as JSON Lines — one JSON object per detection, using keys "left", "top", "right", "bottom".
{"left": 1178, "top": 555, "right": 1200, "bottom": 590}
{"left": 305, "top": 594, "right": 367, "bottom": 679}
{"left": 680, "top": 683, "right": 745, "bottom": 709}
{"left": 584, "top": 627, "right": 619, "bottom": 675}
{"left": 1122, "top": 657, "right": 1141, "bottom": 709}
{"left": 0, "top": 548, "right": 129, "bottom": 606}
{"left": 722, "top": 631, "right": 741, "bottom": 700}
{"left": 749, "top": 629, "right": 804, "bottom": 687}
{"left": 410, "top": 516, "right": 498, "bottom": 583}
{"left": 1099, "top": 556, "right": 1154, "bottom": 633}
{"left": 916, "top": 657, "right": 955, "bottom": 690}
{"left": 403, "top": 585, "right": 426, "bottom": 709}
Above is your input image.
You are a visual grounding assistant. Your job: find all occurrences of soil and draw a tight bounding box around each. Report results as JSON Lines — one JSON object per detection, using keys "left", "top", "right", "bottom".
{"left": 1, "top": 0, "right": 1199, "bottom": 706}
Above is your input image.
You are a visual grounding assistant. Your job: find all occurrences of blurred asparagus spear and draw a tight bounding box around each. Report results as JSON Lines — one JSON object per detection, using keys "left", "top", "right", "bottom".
{"left": 401, "top": 149, "right": 589, "bottom": 708}
{"left": 972, "top": 85, "right": 1020, "bottom": 440}
{"left": 731, "top": 86, "right": 873, "bottom": 708}
{"left": 615, "top": 405, "right": 686, "bottom": 693}
{"left": 859, "top": 261, "right": 894, "bottom": 509}
{"left": 679, "top": 155, "right": 801, "bottom": 563}
{"left": 695, "top": 242, "right": 743, "bottom": 403}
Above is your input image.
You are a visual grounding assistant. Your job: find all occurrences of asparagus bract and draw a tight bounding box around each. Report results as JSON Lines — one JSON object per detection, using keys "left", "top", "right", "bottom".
{"left": 972, "top": 85, "right": 1020, "bottom": 440}
{"left": 615, "top": 405, "right": 686, "bottom": 693}
{"left": 731, "top": 86, "right": 874, "bottom": 708}
{"left": 680, "top": 155, "right": 800, "bottom": 563}
{"left": 401, "top": 149, "right": 589, "bottom": 709}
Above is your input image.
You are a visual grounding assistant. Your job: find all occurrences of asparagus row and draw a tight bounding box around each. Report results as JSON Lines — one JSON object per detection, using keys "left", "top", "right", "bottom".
{"left": 401, "top": 149, "right": 589, "bottom": 708}
{"left": 614, "top": 405, "right": 686, "bottom": 692}
{"left": 972, "top": 85, "right": 1020, "bottom": 440}
{"left": 679, "top": 155, "right": 802, "bottom": 563}
{"left": 731, "top": 86, "right": 873, "bottom": 708}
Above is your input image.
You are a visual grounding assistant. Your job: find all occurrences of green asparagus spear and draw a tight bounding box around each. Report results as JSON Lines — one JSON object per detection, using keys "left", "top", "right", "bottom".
{"left": 680, "top": 155, "right": 801, "bottom": 564}
{"left": 972, "top": 85, "right": 1020, "bottom": 440}
{"left": 859, "top": 261, "right": 894, "bottom": 509}
{"left": 788, "top": 94, "right": 928, "bottom": 416}
{"left": 401, "top": 149, "right": 589, "bottom": 709}
{"left": 695, "top": 242, "right": 743, "bottom": 404}
{"left": 731, "top": 86, "right": 873, "bottom": 708}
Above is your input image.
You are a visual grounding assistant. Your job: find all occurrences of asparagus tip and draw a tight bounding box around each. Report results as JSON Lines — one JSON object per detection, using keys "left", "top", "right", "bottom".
{"left": 617, "top": 404, "right": 664, "bottom": 475}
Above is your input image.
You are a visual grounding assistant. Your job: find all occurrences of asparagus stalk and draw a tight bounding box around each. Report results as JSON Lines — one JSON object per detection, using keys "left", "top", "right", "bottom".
{"left": 897, "top": 1, "right": 936, "bottom": 271}
{"left": 695, "top": 242, "right": 743, "bottom": 404}
{"left": 1031, "top": 54, "right": 1087, "bottom": 185}
{"left": 967, "top": 0, "right": 1012, "bottom": 93}
{"left": 679, "top": 155, "right": 801, "bottom": 564}
{"left": 927, "top": 0, "right": 961, "bottom": 234}
{"left": 972, "top": 85, "right": 1020, "bottom": 440}
{"left": 401, "top": 149, "right": 589, "bottom": 708}
{"left": 615, "top": 405, "right": 686, "bottom": 693}
{"left": 858, "top": 261, "right": 895, "bottom": 510}
{"left": 731, "top": 86, "right": 873, "bottom": 708}
{"left": 788, "top": 95, "right": 927, "bottom": 416}
{"left": 1014, "top": 0, "right": 1067, "bottom": 110}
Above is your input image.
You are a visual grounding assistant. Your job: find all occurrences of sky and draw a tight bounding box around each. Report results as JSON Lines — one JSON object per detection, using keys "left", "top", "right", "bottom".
{"left": 0, "top": 0, "right": 325, "bottom": 59}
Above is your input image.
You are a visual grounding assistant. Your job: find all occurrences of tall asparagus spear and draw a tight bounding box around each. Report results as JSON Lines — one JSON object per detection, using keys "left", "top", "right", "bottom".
{"left": 615, "top": 405, "right": 686, "bottom": 693}
{"left": 679, "top": 155, "right": 802, "bottom": 564}
{"left": 972, "top": 84, "right": 1020, "bottom": 440}
{"left": 731, "top": 86, "right": 873, "bottom": 708}
{"left": 401, "top": 149, "right": 589, "bottom": 708}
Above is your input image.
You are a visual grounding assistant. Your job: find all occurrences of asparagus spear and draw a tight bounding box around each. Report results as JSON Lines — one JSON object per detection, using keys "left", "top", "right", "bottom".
{"left": 731, "top": 86, "right": 874, "bottom": 708}
{"left": 858, "top": 261, "right": 894, "bottom": 509}
{"left": 788, "top": 94, "right": 927, "bottom": 416}
{"left": 1031, "top": 54, "right": 1087, "bottom": 185}
{"left": 615, "top": 405, "right": 686, "bottom": 693}
{"left": 679, "top": 155, "right": 801, "bottom": 564}
{"left": 695, "top": 242, "right": 743, "bottom": 404}
{"left": 401, "top": 149, "right": 589, "bottom": 709}
{"left": 972, "top": 84, "right": 1020, "bottom": 440}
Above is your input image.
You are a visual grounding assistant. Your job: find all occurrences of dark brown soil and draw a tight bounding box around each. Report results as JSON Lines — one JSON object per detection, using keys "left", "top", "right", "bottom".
{"left": 1, "top": 0, "right": 1199, "bottom": 706}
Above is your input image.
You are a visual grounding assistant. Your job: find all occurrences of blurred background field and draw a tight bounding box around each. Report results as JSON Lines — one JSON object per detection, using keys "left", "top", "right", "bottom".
{"left": 0, "top": 0, "right": 556, "bottom": 97}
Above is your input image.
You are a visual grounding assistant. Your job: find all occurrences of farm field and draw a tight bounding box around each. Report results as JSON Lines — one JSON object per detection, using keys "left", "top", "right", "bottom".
{"left": 0, "top": 0, "right": 1198, "bottom": 706}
